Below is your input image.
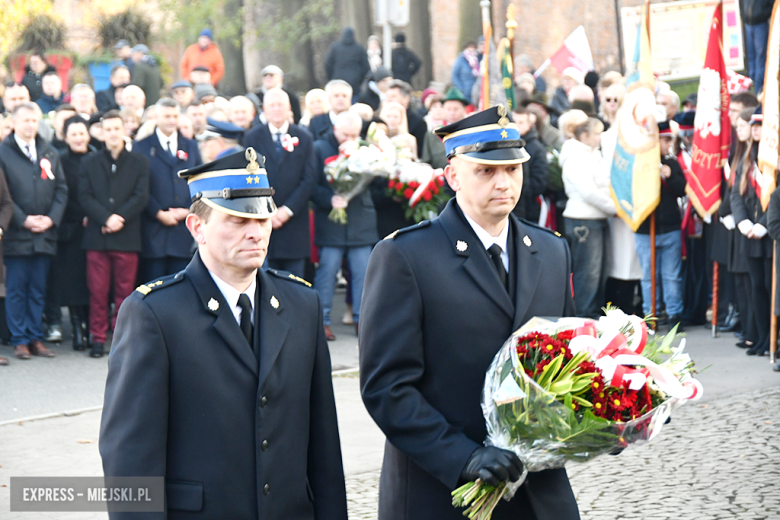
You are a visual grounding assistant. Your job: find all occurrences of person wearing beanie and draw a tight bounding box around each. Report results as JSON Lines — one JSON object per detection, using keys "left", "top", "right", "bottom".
{"left": 179, "top": 28, "right": 225, "bottom": 87}
{"left": 391, "top": 32, "right": 422, "bottom": 85}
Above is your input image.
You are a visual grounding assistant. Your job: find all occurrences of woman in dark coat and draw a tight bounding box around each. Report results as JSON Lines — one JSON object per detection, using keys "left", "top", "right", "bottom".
{"left": 731, "top": 112, "right": 773, "bottom": 356}
{"left": 53, "top": 116, "right": 92, "bottom": 350}
{"left": 720, "top": 108, "right": 754, "bottom": 348}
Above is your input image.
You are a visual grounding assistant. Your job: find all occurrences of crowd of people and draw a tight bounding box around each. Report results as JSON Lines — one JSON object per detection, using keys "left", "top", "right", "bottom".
{"left": 0, "top": 21, "right": 777, "bottom": 374}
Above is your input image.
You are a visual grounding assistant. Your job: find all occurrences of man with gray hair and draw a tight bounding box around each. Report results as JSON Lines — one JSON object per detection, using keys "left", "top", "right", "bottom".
{"left": 243, "top": 87, "right": 318, "bottom": 278}
{"left": 0, "top": 102, "right": 68, "bottom": 361}
{"left": 311, "top": 110, "right": 376, "bottom": 340}
{"left": 134, "top": 97, "right": 203, "bottom": 281}
{"left": 657, "top": 89, "right": 680, "bottom": 121}
{"left": 308, "top": 79, "right": 354, "bottom": 141}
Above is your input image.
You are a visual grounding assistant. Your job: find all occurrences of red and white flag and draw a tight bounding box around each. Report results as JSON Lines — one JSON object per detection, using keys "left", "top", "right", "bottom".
{"left": 535, "top": 26, "right": 594, "bottom": 78}
{"left": 688, "top": 3, "right": 731, "bottom": 217}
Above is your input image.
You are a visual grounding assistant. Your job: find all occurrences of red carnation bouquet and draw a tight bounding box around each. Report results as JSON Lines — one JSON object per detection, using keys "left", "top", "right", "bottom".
{"left": 386, "top": 163, "right": 451, "bottom": 223}
{"left": 452, "top": 307, "right": 702, "bottom": 520}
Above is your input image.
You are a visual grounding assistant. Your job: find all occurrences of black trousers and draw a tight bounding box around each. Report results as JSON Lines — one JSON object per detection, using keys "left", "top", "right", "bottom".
{"left": 746, "top": 257, "right": 772, "bottom": 348}
{"left": 734, "top": 273, "right": 754, "bottom": 342}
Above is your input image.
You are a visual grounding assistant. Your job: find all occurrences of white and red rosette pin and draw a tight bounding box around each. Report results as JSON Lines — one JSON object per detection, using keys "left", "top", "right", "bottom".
{"left": 40, "top": 158, "right": 54, "bottom": 180}
{"left": 281, "top": 134, "right": 299, "bottom": 152}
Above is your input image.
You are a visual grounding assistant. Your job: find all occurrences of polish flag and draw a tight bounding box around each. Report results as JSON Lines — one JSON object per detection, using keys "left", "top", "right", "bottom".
{"left": 535, "top": 26, "right": 594, "bottom": 78}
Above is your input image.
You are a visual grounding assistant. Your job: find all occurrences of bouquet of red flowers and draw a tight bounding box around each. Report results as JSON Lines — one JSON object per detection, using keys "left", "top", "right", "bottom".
{"left": 451, "top": 308, "right": 702, "bottom": 520}
{"left": 386, "top": 163, "right": 451, "bottom": 223}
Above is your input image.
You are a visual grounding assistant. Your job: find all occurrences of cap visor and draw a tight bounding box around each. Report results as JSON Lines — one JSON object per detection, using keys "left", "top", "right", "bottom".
{"left": 456, "top": 147, "right": 530, "bottom": 165}
{"left": 202, "top": 196, "right": 278, "bottom": 219}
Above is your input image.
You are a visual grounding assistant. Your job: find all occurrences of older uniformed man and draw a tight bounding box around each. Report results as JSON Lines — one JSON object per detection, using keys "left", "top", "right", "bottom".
{"left": 197, "top": 117, "right": 245, "bottom": 162}
{"left": 359, "top": 106, "right": 579, "bottom": 520}
{"left": 100, "top": 149, "right": 348, "bottom": 520}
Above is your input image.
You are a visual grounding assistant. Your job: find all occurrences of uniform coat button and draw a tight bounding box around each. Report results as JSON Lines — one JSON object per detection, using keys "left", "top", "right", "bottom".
{"left": 261, "top": 440, "right": 269, "bottom": 451}
{"left": 108, "top": 197, "right": 115, "bottom": 204}
{"left": 263, "top": 484, "right": 270, "bottom": 495}
{"left": 260, "top": 396, "right": 268, "bottom": 407}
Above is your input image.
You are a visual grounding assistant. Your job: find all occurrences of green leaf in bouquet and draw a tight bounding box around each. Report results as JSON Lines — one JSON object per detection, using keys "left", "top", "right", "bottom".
{"left": 548, "top": 380, "right": 573, "bottom": 395}
{"left": 537, "top": 355, "right": 564, "bottom": 389}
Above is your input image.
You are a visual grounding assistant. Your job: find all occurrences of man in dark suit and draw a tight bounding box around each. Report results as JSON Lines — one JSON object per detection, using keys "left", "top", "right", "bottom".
{"left": 100, "top": 149, "right": 348, "bottom": 520}
{"left": 96, "top": 65, "right": 131, "bottom": 112}
{"left": 384, "top": 80, "right": 428, "bottom": 155}
{"left": 243, "top": 88, "right": 318, "bottom": 278}
{"left": 0, "top": 103, "right": 68, "bottom": 360}
{"left": 359, "top": 106, "right": 580, "bottom": 520}
{"left": 78, "top": 110, "right": 149, "bottom": 358}
{"left": 307, "top": 80, "right": 353, "bottom": 142}
{"left": 134, "top": 98, "right": 202, "bottom": 282}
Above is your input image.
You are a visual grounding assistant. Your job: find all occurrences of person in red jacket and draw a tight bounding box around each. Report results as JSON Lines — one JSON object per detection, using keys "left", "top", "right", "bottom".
{"left": 179, "top": 28, "right": 225, "bottom": 87}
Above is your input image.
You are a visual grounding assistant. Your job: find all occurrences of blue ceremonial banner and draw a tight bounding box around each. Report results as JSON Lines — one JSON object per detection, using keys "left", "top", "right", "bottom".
{"left": 609, "top": 4, "right": 660, "bottom": 231}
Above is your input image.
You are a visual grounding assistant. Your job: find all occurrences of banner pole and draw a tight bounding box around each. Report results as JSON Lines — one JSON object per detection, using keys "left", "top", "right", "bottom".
{"left": 771, "top": 245, "right": 777, "bottom": 364}
{"left": 650, "top": 213, "right": 656, "bottom": 324}
{"left": 712, "top": 261, "right": 719, "bottom": 338}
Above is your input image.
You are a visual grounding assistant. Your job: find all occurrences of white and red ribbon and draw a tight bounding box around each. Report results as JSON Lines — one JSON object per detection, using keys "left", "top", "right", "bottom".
{"left": 281, "top": 134, "right": 299, "bottom": 153}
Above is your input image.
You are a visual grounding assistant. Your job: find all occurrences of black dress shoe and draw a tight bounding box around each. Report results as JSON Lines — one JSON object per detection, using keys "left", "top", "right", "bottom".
{"left": 89, "top": 342, "right": 104, "bottom": 358}
{"left": 747, "top": 342, "right": 768, "bottom": 356}
{"left": 736, "top": 341, "right": 751, "bottom": 349}
{"left": 668, "top": 315, "right": 684, "bottom": 332}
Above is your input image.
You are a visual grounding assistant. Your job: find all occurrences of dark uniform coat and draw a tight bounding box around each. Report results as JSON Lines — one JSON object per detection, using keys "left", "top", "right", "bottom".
{"left": 134, "top": 132, "right": 202, "bottom": 259}
{"left": 100, "top": 253, "right": 348, "bottom": 520}
{"left": 359, "top": 199, "right": 579, "bottom": 520}
{"left": 243, "top": 123, "right": 318, "bottom": 260}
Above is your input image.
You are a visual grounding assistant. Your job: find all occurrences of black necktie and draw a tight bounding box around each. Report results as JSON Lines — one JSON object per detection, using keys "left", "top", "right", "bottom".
{"left": 237, "top": 293, "right": 254, "bottom": 348}
{"left": 488, "top": 244, "right": 508, "bottom": 290}
{"left": 274, "top": 131, "right": 284, "bottom": 159}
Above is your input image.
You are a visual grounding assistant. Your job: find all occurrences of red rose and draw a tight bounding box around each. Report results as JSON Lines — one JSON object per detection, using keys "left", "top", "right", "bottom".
{"left": 422, "top": 190, "right": 432, "bottom": 202}
{"left": 403, "top": 188, "right": 414, "bottom": 199}
{"left": 432, "top": 185, "right": 440, "bottom": 195}
{"left": 437, "top": 177, "right": 445, "bottom": 187}
{"left": 409, "top": 181, "right": 420, "bottom": 189}
{"left": 388, "top": 180, "right": 396, "bottom": 189}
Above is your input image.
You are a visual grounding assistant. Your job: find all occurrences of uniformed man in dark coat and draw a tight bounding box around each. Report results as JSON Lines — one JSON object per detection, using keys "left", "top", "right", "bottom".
{"left": 100, "top": 148, "right": 348, "bottom": 520}
{"left": 359, "top": 106, "right": 580, "bottom": 520}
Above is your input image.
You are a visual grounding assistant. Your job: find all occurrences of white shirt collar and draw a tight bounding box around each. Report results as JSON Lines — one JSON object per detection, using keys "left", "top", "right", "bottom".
{"left": 14, "top": 134, "right": 36, "bottom": 161}
{"left": 329, "top": 111, "right": 338, "bottom": 125}
{"left": 463, "top": 212, "right": 510, "bottom": 271}
{"left": 267, "top": 120, "right": 290, "bottom": 136}
{"left": 208, "top": 271, "right": 257, "bottom": 326}
{"left": 156, "top": 128, "right": 178, "bottom": 154}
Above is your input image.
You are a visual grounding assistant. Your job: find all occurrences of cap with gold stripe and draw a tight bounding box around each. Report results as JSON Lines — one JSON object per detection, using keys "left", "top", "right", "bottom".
{"left": 434, "top": 105, "right": 530, "bottom": 165}
{"left": 178, "top": 147, "right": 277, "bottom": 219}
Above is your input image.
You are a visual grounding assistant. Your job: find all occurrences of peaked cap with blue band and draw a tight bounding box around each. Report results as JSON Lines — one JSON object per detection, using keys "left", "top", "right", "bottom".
{"left": 434, "top": 105, "right": 530, "bottom": 165}
{"left": 178, "top": 147, "right": 277, "bottom": 219}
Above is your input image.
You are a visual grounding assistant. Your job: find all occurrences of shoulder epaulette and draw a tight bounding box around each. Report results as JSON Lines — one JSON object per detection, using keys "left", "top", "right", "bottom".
{"left": 134, "top": 272, "right": 185, "bottom": 298}
{"left": 385, "top": 220, "right": 431, "bottom": 240}
{"left": 267, "top": 268, "right": 313, "bottom": 288}
{"left": 518, "top": 218, "right": 563, "bottom": 238}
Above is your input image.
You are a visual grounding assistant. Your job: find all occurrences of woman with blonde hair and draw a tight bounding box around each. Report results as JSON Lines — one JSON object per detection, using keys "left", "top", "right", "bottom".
{"left": 560, "top": 116, "right": 616, "bottom": 318}
{"left": 557, "top": 109, "right": 589, "bottom": 140}
{"left": 599, "top": 83, "right": 625, "bottom": 128}
{"left": 300, "top": 88, "right": 330, "bottom": 127}
{"left": 379, "top": 101, "right": 417, "bottom": 158}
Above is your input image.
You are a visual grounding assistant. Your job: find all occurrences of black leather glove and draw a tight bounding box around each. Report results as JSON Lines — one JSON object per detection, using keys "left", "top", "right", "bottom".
{"left": 460, "top": 447, "right": 524, "bottom": 487}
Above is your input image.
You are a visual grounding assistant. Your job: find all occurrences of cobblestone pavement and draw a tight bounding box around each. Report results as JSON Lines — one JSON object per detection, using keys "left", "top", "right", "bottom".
{"left": 345, "top": 386, "right": 780, "bottom": 520}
